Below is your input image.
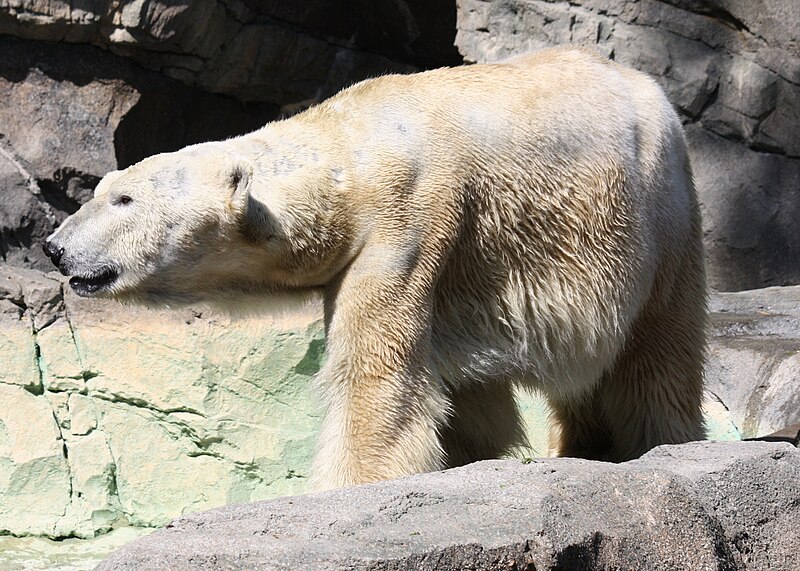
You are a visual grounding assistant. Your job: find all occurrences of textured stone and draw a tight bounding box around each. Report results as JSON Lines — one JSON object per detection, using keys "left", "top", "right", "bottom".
{"left": 0, "top": 384, "right": 71, "bottom": 537}
{"left": 95, "top": 441, "right": 800, "bottom": 570}
{"left": 56, "top": 431, "right": 120, "bottom": 538}
{"left": 99, "top": 401, "right": 236, "bottom": 529}
{"left": 705, "top": 286, "right": 800, "bottom": 438}
{"left": 68, "top": 394, "right": 99, "bottom": 436}
{"left": 38, "top": 316, "right": 86, "bottom": 392}
{"left": 0, "top": 0, "right": 430, "bottom": 104}
{"left": 751, "top": 423, "right": 800, "bottom": 447}
{"left": 455, "top": 0, "right": 800, "bottom": 291}
{"left": 0, "top": 36, "right": 277, "bottom": 270}
{"left": 0, "top": 267, "right": 326, "bottom": 539}
{"left": 0, "top": 298, "right": 40, "bottom": 391}
{"left": 688, "top": 127, "right": 800, "bottom": 290}
{"left": 0, "top": 264, "right": 63, "bottom": 330}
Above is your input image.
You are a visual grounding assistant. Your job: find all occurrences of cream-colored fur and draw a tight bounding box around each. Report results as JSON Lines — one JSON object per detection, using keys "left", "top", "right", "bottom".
{"left": 47, "top": 47, "right": 706, "bottom": 489}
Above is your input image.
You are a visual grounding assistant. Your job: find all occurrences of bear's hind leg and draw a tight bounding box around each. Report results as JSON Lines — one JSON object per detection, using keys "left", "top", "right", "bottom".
{"left": 440, "top": 382, "right": 529, "bottom": 468}
{"left": 547, "top": 386, "right": 613, "bottom": 460}
{"left": 598, "top": 261, "right": 706, "bottom": 462}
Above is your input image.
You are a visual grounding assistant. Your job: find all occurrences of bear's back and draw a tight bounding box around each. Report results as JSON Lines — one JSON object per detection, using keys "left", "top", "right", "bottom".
{"left": 318, "top": 47, "right": 677, "bottom": 185}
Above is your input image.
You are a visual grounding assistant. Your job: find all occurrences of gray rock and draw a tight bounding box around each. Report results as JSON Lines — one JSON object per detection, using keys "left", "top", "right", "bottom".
{"left": 455, "top": 0, "right": 800, "bottom": 291}
{"left": 95, "top": 441, "right": 800, "bottom": 570}
{"left": 689, "top": 127, "right": 800, "bottom": 291}
{"left": 0, "top": 35, "right": 277, "bottom": 270}
{"left": 0, "top": 0, "right": 428, "bottom": 104}
{"left": 0, "top": 264, "right": 63, "bottom": 330}
{"left": 706, "top": 286, "right": 800, "bottom": 438}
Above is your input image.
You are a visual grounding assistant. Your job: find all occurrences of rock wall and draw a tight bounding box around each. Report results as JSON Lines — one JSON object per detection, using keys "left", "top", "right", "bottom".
{"left": 456, "top": 0, "right": 800, "bottom": 290}
{"left": 0, "top": 1, "right": 457, "bottom": 101}
{"left": 1, "top": 1, "right": 799, "bottom": 290}
{"left": 0, "top": 266, "right": 325, "bottom": 539}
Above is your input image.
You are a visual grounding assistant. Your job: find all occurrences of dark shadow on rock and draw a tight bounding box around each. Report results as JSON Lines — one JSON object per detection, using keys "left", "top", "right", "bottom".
{"left": 0, "top": 34, "right": 279, "bottom": 267}
{"left": 238, "top": 0, "right": 462, "bottom": 69}
{"left": 746, "top": 423, "right": 800, "bottom": 447}
{"left": 553, "top": 532, "right": 603, "bottom": 570}
{"left": 113, "top": 85, "right": 278, "bottom": 169}
{"left": 689, "top": 125, "right": 800, "bottom": 291}
{"left": 37, "top": 168, "right": 98, "bottom": 218}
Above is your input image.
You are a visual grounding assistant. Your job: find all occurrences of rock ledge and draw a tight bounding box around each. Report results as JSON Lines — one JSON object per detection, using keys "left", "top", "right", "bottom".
{"left": 98, "top": 440, "right": 800, "bottom": 571}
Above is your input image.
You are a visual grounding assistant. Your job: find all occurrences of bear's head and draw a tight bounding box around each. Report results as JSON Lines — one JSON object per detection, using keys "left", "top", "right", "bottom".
{"left": 43, "top": 143, "right": 275, "bottom": 306}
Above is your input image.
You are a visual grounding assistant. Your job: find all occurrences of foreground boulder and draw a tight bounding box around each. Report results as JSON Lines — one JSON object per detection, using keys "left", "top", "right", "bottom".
{"left": 97, "top": 441, "right": 799, "bottom": 570}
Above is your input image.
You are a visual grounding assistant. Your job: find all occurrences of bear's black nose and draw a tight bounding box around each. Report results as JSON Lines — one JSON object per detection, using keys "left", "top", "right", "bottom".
{"left": 42, "top": 240, "right": 64, "bottom": 267}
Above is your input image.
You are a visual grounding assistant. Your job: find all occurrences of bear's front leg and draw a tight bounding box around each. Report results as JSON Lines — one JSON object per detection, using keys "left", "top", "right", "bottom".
{"left": 310, "top": 255, "right": 450, "bottom": 490}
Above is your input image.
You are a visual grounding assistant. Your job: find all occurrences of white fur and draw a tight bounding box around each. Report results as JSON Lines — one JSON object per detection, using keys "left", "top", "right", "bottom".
{"left": 48, "top": 47, "right": 706, "bottom": 489}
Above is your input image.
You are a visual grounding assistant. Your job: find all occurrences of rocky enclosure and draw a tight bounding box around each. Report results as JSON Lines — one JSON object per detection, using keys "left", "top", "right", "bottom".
{"left": 0, "top": 0, "right": 799, "bottom": 569}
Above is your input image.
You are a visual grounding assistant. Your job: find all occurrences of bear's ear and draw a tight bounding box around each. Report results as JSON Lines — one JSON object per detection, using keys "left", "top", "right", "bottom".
{"left": 227, "top": 160, "right": 253, "bottom": 214}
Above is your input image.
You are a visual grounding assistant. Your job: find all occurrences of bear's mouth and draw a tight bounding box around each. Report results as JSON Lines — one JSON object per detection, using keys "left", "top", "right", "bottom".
{"left": 69, "top": 266, "right": 119, "bottom": 297}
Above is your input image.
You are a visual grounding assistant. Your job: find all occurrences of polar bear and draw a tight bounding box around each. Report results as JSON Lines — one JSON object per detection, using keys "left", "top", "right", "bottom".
{"left": 45, "top": 47, "right": 706, "bottom": 489}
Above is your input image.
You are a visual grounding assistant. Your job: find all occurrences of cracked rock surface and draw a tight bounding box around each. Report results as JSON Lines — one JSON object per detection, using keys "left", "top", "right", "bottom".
{"left": 96, "top": 441, "right": 800, "bottom": 570}
{"left": 0, "top": 265, "right": 326, "bottom": 539}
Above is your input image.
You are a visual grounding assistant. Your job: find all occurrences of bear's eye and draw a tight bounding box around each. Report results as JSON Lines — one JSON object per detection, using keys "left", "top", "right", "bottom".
{"left": 116, "top": 195, "right": 133, "bottom": 205}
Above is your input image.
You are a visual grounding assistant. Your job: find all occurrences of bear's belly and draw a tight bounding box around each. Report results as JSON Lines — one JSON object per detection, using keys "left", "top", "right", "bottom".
{"left": 431, "top": 268, "right": 626, "bottom": 397}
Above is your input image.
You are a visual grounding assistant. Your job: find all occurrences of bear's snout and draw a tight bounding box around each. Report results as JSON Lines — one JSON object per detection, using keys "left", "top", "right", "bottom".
{"left": 42, "top": 239, "right": 64, "bottom": 268}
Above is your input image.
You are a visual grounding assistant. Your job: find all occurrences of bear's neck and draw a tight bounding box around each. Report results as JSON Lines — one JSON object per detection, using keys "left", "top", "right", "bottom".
{"left": 228, "top": 115, "right": 361, "bottom": 288}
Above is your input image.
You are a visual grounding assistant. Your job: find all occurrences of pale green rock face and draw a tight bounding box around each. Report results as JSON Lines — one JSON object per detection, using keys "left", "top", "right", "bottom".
{"left": 0, "top": 385, "right": 72, "bottom": 537}
{"left": 0, "top": 299, "right": 40, "bottom": 391}
{"left": 0, "top": 269, "right": 326, "bottom": 539}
